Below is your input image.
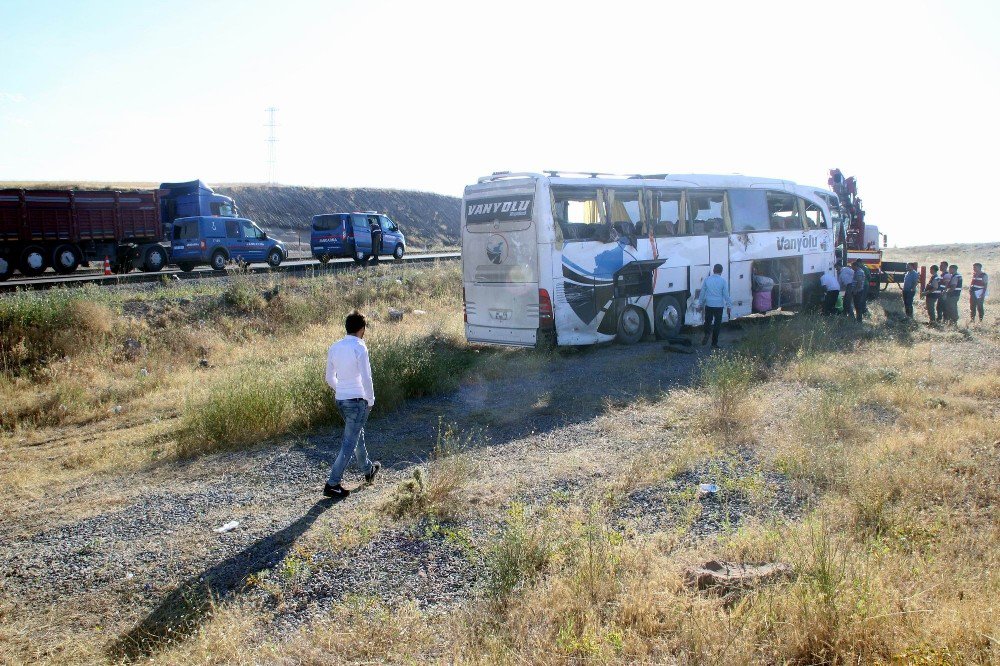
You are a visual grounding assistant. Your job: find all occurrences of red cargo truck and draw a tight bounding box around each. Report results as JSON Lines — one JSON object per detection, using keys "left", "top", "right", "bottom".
{"left": 0, "top": 180, "right": 237, "bottom": 280}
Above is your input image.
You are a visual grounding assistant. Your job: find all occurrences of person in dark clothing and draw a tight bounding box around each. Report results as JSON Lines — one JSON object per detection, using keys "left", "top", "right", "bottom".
{"left": 936, "top": 261, "right": 951, "bottom": 322}
{"left": 851, "top": 260, "right": 867, "bottom": 321}
{"left": 970, "top": 263, "right": 988, "bottom": 323}
{"left": 698, "top": 264, "right": 731, "bottom": 349}
{"left": 901, "top": 262, "right": 919, "bottom": 318}
{"left": 923, "top": 264, "right": 940, "bottom": 324}
{"left": 370, "top": 217, "right": 384, "bottom": 262}
{"left": 945, "top": 264, "right": 963, "bottom": 324}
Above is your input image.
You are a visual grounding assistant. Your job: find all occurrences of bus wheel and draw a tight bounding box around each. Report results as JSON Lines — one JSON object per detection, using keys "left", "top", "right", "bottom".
{"left": 19, "top": 245, "right": 47, "bottom": 277}
{"left": 52, "top": 244, "right": 81, "bottom": 275}
{"left": 654, "top": 295, "right": 683, "bottom": 339}
{"left": 616, "top": 305, "right": 646, "bottom": 345}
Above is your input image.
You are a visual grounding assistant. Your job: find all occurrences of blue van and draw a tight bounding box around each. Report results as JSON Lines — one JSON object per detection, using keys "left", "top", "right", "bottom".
{"left": 310, "top": 212, "right": 406, "bottom": 264}
{"left": 170, "top": 216, "right": 287, "bottom": 272}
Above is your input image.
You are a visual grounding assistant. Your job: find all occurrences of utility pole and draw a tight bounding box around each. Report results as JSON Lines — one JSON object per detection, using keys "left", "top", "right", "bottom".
{"left": 265, "top": 107, "right": 278, "bottom": 184}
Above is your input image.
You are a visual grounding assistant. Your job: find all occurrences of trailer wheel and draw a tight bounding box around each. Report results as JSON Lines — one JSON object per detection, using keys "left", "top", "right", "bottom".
{"left": 616, "top": 305, "right": 646, "bottom": 345}
{"left": 19, "top": 245, "right": 47, "bottom": 277}
{"left": 143, "top": 245, "right": 167, "bottom": 273}
{"left": 0, "top": 255, "right": 12, "bottom": 281}
{"left": 654, "top": 295, "right": 684, "bottom": 339}
{"left": 211, "top": 250, "right": 227, "bottom": 271}
{"left": 52, "top": 244, "right": 81, "bottom": 275}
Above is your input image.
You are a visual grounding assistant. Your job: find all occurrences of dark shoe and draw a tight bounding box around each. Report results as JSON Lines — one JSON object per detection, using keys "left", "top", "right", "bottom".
{"left": 365, "top": 461, "right": 382, "bottom": 484}
{"left": 323, "top": 483, "right": 350, "bottom": 499}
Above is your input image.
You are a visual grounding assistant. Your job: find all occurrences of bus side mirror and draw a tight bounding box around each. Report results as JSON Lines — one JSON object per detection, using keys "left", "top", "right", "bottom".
{"left": 883, "top": 235, "right": 888, "bottom": 248}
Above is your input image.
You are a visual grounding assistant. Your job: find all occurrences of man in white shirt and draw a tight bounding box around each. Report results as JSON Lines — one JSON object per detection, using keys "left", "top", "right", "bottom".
{"left": 323, "top": 311, "right": 380, "bottom": 498}
{"left": 821, "top": 265, "right": 841, "bottom": 315}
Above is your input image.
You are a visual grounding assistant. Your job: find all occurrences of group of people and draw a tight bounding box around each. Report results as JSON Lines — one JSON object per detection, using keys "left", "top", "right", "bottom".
{"left": 906, "top": 261, "right": 989, "bottom": 325}
{"left": 820, "top": 259, "right": 872, "bottom": 319}
{"left": 820, "top": 259, "right": 989, "bottom": 325}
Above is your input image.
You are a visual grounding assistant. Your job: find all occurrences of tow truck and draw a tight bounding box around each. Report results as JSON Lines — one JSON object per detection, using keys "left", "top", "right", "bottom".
{"left": 828, "top": 168, "right": 913, "bottom": 294}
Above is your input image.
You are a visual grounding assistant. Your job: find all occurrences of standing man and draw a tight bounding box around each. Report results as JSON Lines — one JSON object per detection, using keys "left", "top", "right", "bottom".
{"left": 839, "top": 260, "right": 856, "bottom": 319}
{"left": 324, "top": 311, "right": 381, "bottom": 499}
{"left": 923, "top": 264, "right": 941, "bottom": 324}
{"left": 936, "top": 261, "right": 952, "bottom": 322}
{"left": 970, "top": 263, "right": 988, "bottom": 323}
{"left": 821, "top": 265, "right": 841, "bottom": 315}
{"left": 901, "top": 262, "right": 919, "bottom": 318}
{"left": 698, "top": 264, "right": 731, "bottom": 349}
{"left": 945, "top": 264, "right": 963, "bottom": 324}
{"left": 852, "top": 260, "right": 867, "bottom": 321}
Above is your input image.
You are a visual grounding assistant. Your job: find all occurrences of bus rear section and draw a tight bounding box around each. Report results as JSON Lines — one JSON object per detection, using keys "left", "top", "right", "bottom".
{"left": 462, "top": 180, "right": 545, "bottom": 347}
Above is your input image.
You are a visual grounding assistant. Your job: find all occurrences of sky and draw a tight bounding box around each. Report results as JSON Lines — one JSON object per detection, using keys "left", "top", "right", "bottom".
{"left": 1, "top": 0, "right": 998, "bottom": 246}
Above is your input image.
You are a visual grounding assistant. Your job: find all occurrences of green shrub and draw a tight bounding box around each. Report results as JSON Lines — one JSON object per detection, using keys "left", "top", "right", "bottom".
{"left": 697, "top": 352, "right": 759, "bottom": 438}
{"left": 485, "top": 503, "right": 552, "bottom": 599}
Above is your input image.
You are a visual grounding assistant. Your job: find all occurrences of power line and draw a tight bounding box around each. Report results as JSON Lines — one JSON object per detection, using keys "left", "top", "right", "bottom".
{"left": 264, "top": 107, "right": 278, "bottom": 184}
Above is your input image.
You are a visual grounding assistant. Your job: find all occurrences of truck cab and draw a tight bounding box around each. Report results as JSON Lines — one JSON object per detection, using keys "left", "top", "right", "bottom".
{"left": 170, "top": 216, "right": 286, "bottom": 272}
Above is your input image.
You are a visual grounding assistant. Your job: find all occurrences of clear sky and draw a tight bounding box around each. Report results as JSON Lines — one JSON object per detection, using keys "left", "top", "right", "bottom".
{"left": 1, "top": 0, "right": 997, "bottom": 246}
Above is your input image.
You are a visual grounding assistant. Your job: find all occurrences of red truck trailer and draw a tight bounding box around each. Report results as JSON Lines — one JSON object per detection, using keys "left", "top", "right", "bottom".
{"left": 0, "top": 181, "right": 237, "bottom": 280}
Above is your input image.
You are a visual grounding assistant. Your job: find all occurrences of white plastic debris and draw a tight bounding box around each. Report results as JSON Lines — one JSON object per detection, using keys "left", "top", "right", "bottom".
{"left": 214, "top": 520, "right": 240, "bottom": 534}
{"left": 698, "top": 483, "right": 719, "bottom": 495}
{"left": 139, "top": 368, "right": 149, "bottom": 377}
{"left": 125, "top": 572, "right": 134, "bottom": 580}
{"left": 412, "top": 309, "right": 427, "bottom": 315}
{"left": 110, "top": 405, "right": 123, "bottom": 414}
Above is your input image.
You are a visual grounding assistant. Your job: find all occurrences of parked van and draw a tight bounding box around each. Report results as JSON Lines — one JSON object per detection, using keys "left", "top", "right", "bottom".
{"left": 310, "top": 212, "right": 406, "bottom": 264}
{"left": 170, "top": 216, "right": 287, "bottom": 271}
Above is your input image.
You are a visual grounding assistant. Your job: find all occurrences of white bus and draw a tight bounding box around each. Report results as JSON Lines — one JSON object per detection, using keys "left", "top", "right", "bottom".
{"left": 462, "top": 172, "right": 838, "bottom": 347}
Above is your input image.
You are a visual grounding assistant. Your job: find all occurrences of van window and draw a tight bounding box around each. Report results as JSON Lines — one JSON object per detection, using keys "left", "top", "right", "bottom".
{"left": 729, "top": 189, "right": 769, "bottom": 232}
{"left": 210, "top": 201, "right": 235, "bottom": 217}
{"left": 173, "top": 219, "right": 199, "bottom": 240}
{"left": 652, "top": 191, "right": 682, "bottom": 237}
{"left": 687, "top": 191, "right": 726, "bottom": 235}
{"left": 351, "top": 214, "right": 369, "bottom": 230}
{"left": 552, "top": 186, "right": 607, "bottom": 242}
{"left": 241, "top": 220, "right": 262, "bottom": 239}
{"left": 226, "top": 220, "right": 241, "bottom": 238}
{"left": 803, "top": 199, "right": 828, "bottom": 229}
{"left": 380, "top": 216, "right": 398, "bottom": 232}
{"left": 313, "top": 215, "right": 344, "bottom": 231}
{"left": 767, "top": 192, "right": 802, "bottom": 230}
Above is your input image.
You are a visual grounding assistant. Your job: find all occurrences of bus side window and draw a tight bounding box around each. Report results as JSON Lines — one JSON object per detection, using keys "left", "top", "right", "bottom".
{"left": 608, "top": 189, "right": 641, "bottom": 236}
{"left": 687, "top": 191, "right": 726, "bottom": 236}
{"left": 767, "top": 192, "right": 803, "bottom": 231}
{"left": 729, "top": 189, "right": 769, "bottom": 232}
{"left": 552, "top": 187, "right": 607, "bottom": 242}
{"left": 803, "top": 199, "right": 827, "bottom": 229}
{"left": 653, "top": 191, "right": 682, "bottom": 237}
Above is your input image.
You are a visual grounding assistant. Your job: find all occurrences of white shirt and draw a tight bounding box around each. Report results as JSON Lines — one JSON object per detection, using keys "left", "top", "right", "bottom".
{"left": 820, "top": 271, "right": 840, "bottom": 292}
{"left": 325, "top": 335, "right": 375, "bottom": 406}
{"left": 838, "top": 266, "right": 856, "bottom": 290}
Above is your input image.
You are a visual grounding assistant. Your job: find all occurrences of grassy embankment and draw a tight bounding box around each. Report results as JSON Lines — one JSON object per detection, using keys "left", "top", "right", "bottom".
{"left": 153, "top": 296, "right": 999, "bottom": 663}
{"left": 0, "top": 261, "right": 487, "bottom": 496}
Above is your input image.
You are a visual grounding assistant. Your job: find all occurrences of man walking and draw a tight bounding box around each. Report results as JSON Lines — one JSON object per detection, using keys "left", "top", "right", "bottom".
{"left": 970, "top": 263, "right": 988, "bottom": 323}
{"left": 324, "top": 311, "right": 381, "bottom": 499}
{"left": 821, "top": 265, "right": 841, "bottom": 315}
{"left": 923, "top": 264, "right": 941, "bottom": 324}
{"left": 698, "top": 264, "right": 731, "bottom": 349}
{"left": 901, "top": 262, "right": 919, "bottom": 318}
{"left": 852, "top": 260, "right": 867, "bottom": 321}
{"left": 936, "top": 261, "right": 952, "bottom": 322}
{"left": 945, "top": 264, "right": 963, "bottom": 324}
{"left": 839, "top": 260, "right": 856, "bottom": 319}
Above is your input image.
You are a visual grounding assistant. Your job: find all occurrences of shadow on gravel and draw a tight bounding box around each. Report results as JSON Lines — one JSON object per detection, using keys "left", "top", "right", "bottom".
{"left": 108, "top": 497, "right": 339, "bottom": 662}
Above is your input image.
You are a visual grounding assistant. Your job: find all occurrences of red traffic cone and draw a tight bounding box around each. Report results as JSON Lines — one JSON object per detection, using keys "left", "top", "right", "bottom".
{"left": 103, "top": 256, "right": 112, "bottom": 276}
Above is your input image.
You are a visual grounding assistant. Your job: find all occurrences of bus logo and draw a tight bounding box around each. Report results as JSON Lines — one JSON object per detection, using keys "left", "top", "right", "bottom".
{"left": 467, "top": 196, "right": 533, "bottom": 223}
{"left": 486, "top": 234, "right": 508, "bottom": 264}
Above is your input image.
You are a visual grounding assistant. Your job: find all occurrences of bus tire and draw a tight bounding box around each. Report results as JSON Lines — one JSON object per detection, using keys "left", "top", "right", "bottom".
{"left": 653, "top": 295, "right": 684, "bottom": 339}
{"left": 616, "top": 305, "right": 646, "bottom": 345}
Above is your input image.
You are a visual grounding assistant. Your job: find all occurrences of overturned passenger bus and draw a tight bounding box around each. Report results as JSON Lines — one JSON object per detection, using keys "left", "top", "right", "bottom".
{"left": 462, "top": 171, "right": 840, "bottom": 347}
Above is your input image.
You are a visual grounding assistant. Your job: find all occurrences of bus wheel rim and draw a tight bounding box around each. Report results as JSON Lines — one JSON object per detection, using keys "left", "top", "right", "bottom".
{"left": 661, "top": 306, "right": 679, "bottom": 329}
{"left": 59, "top": 250, "right": 76, "bottom": 268}
{"left": 622, "top": 309, "right": 642, "bottom": 335}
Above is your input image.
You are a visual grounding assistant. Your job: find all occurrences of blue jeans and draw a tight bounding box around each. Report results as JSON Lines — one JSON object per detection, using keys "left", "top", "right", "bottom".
{"left": 327, "top": 399, "right": 374, "bottom": 485}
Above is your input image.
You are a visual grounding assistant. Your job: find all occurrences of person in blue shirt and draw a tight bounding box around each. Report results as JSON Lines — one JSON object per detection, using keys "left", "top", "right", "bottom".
{"left": 698, "top": 264, "right": 732, "bottom": 348}
{"left": 901, "top": 262, "right": 919, "bottom": 318}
